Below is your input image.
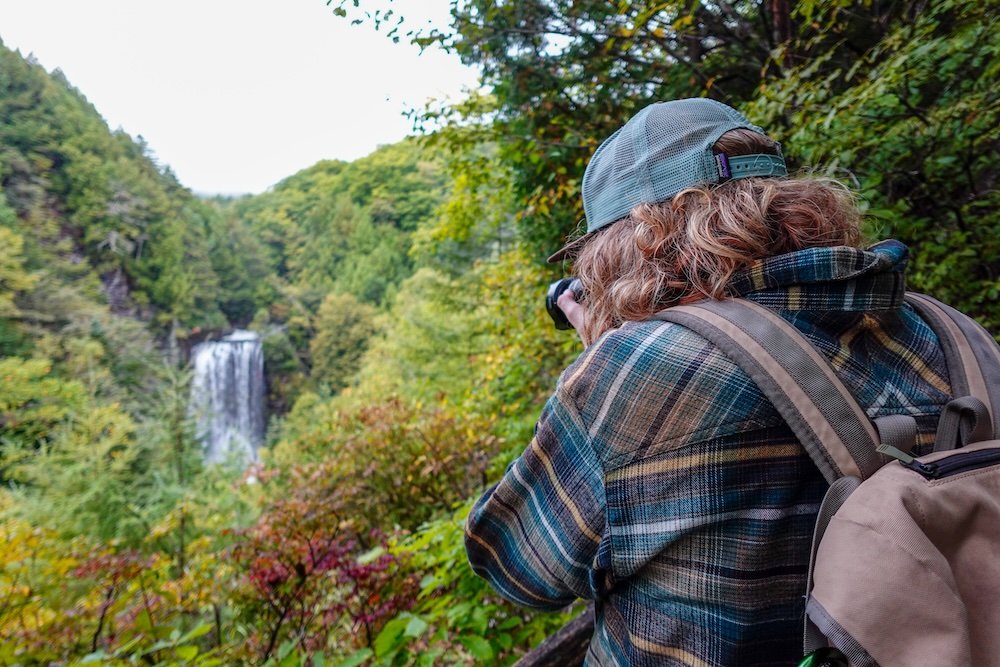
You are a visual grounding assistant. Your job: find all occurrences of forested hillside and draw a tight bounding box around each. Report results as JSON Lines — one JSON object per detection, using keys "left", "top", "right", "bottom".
{"left": 2, "top": 0, "right": 998, "bottom": 665}
{"left": 0, "top": 35, "right": 573, "bottom": 666}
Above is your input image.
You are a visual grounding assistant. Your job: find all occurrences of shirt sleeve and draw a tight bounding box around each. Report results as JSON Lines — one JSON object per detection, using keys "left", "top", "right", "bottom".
{"left": 464, "top": 385, "right": 607, "bottom": 609}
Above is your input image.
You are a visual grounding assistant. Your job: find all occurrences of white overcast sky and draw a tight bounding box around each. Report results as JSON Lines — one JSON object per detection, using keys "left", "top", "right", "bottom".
{"left": 0, "top": 0, "right": 479, "bottom": 194}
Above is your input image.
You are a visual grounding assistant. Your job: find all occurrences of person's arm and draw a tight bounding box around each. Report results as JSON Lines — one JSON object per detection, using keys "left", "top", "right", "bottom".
{"left": 465, "top": 387, "right": 605, "bottom": 609}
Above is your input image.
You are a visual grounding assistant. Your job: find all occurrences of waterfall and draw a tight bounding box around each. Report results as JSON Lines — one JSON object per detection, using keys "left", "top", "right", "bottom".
{"left": 189, "top": 330, "right": 266, "bottom": 464}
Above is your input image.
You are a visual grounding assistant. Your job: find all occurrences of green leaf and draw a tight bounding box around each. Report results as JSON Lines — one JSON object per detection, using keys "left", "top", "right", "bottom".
{"left": 497, "top": 616, "right": 522, "bottom": 630}
{"left": 336, "top": 648, "right": 373, "bottom": 667}
{"left": 417, "top": 647, "right": 445, "bottom": 667}
{"left": 134, "top": 609, "right": 155, "bottom": 634}
{"left": 864, "top": 208, "right": 900, "bottom": 220}
{"left": 175, "top": 645, "right": 198, "bottom": 661}
{"left": 277, "top": 640, "right": 296, "bottom": 662}
{"left": 458, "top": 635, "right": 494, "bottom": 661}
{"left": 374, "top": 616, "right": 409, "bottom": 657}
{"left": 179, "top": 623, "right": 213, "bottom": 643}
{"left": 404, "top": 615, "right": 429, "bottom": 637}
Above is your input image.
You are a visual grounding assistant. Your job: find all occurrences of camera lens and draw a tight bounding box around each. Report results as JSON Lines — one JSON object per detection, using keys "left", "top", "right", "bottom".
{"left": 546, "top": 277, "right": 584, "bottom": 330}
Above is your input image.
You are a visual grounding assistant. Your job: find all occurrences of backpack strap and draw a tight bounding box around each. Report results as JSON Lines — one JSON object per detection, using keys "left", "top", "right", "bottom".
{"left": 651, "top": 299, "right": 881, "bottom": 483}
{"left": 803, "top": 474, "right": 862, "bottom": 654}
{"left": 934, "top": 396, "right": 993, "bottom": 451}
{"left": 905, "top": 293, "right": 1000, "bottom": 438}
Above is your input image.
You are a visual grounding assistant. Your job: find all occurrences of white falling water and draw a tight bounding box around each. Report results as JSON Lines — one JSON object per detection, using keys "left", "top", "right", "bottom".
{"left": 189, "top": 330, "right": 266, "bottom": 464}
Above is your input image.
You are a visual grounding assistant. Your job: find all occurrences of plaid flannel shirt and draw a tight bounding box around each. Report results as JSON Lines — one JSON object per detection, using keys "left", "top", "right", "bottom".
{"left": 466, "top": 240, "right": 954, "bottom": 666}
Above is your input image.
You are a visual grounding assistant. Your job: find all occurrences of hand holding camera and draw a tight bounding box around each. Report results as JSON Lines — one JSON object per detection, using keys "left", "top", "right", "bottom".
{"left": 546, "top": 277, "right": 586, "bottom": 331}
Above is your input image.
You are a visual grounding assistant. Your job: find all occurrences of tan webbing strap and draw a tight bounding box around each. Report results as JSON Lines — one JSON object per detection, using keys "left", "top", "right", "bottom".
{"left": 934, "top": 396, "right": 993, "bottom": 451}
{"left": 652, "top": 299, "right": 880, "bottom": 482}
{"left": 803, "top": 474, "right": 861, "bottom": 654}
{"left": 906, "top": 293, "right": 1000, "bottom": 437}
{"left": 873, "top": 414, "right": 918, "bottom": 453}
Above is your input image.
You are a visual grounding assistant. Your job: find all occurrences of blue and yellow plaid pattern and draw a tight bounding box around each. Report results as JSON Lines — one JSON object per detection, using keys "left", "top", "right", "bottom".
{"left": 466, "top": 240, "right": 952, "bottom": 666}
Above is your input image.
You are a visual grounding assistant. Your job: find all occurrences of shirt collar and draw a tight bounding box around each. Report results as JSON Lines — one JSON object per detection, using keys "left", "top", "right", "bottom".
{"left": 727, "top": 240, "right": 908, "bottom": 312}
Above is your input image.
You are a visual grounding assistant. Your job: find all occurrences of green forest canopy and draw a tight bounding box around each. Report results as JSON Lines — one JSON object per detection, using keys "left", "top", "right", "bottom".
{"left": 1, "top": 0, "right": 997, "bottom": 664}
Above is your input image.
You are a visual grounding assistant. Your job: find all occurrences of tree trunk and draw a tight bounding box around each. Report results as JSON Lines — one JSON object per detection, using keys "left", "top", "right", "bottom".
{"left": 770, "top": 0, "right": 793, "bottom": 49}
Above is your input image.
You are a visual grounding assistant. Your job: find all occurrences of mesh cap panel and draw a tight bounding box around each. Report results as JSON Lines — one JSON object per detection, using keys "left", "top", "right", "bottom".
{"left": 550, "top": 98, "right": 787, "bottom": 263}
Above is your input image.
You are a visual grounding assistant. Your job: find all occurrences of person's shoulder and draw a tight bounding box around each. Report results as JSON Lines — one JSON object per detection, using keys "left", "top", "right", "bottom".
{"left": 557, "top": 317, "right": 778, "bottom": 464}
{"left": 558, "top": 317, "right": 740, "bottom": 401}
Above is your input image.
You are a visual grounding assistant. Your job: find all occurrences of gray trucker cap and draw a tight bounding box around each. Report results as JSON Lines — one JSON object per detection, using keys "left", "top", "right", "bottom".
{"left": 548, "top": 98, "right": 787, "bottom": 263}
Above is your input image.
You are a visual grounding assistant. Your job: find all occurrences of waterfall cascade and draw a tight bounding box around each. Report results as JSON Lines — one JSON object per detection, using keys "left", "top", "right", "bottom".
{"left": 189, "top": 330, "right": 266, "bottom": 464}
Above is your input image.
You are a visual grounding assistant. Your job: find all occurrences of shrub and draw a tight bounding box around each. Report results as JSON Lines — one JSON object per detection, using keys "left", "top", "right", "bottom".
{"left": 231, "top": 460, "right": 418, "bottom": 663}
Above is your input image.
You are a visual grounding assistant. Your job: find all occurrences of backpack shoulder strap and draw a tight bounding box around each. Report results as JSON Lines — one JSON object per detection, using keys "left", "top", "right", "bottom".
{"left": 651, "top": 298, "right": 881, "bottom": 483}
{"left": 905, "top": 293, "right": 1000, "bottom": 437}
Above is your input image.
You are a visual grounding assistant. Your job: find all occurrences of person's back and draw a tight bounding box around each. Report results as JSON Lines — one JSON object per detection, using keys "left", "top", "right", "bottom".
{"left": 555, "top": 241, "right": 949, "bottom": 664}
{"left": 464, "top": 99, "right": 953, "bottom": 665}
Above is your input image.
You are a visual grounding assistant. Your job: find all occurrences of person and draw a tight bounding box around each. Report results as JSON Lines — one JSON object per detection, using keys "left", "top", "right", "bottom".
{"left": 464, "top": 98, "right": 953, "bottom": 665}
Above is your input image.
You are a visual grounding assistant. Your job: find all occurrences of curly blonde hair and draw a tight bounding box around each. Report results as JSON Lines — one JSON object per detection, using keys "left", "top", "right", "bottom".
{"left": 572, "top": 129, "right": 864, "bottom": 345}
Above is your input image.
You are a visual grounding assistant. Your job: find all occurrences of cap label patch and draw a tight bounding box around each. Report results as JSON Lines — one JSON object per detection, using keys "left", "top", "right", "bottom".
{"left": 715, "top": 153, "right": 731, "bottom": 180}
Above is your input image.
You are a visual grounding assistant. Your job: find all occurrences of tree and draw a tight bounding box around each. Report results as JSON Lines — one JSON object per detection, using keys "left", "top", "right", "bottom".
{"left": 0, "top": 357, "right": 86, "bottom": 471}
{"left": 334, "top": 215, "right": 410, "bottom": 305}
{"left": 8, "top": 401, "right": 140, "bottom": 541}
{"left": 308, "top": 292, "right": 378, "bottom": 392}
{"left": 750, "top": 0, "right": 1000, "bottom": 328}
{"left": 351, "top": 268, "right": 483, "bottom": 404}
{"left": 0, "top": 227, "right": 36, "bottom": 317}
{"left": 332, "top": 1, "right": 781, "bottom": 257}
{"left": 208, "top": 211, "right": 275, "bottom": 326}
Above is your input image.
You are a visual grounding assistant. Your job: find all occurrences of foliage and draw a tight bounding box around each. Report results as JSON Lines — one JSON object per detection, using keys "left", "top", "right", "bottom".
{"left": 0, "top": 509, "right": 230, "bottom": 666}
{"left": 409, "top": 95, "right": 518, "bottom": 273}
{"left": 0, "top": 226, "right": 37, "bottom": 317}
{"left": 256, "top": 323, "right": 308, "bottom": 415}
{"left": 3, "top": 1, "right": 997, "bottom": 664}
{"left": 274, "top": 397, "right": 501, "bottom": 535}
{"left": 332, "top": 214, "right": 410, "bottom": 306}
{"left": 348, "top": 250, "right": 579, "bottom": 441}
{"left": 209, "top": 211, "right": 277, "bottom": 327}
{"left": 369, "top": 507, "right": 580, "bottom": 666}
{"left": 231, "top": 460, "right": 417, "bottom": 663}
{"left": 0, "top": 357, "right": 86, "bottom": 461}
{"left": 750, "top": 0, "right": 1000, "bottom": 328}
{"left": 8, "top": 401, "right": 140, "bottom": 541}
{"left": 0, "top": 42, "right": 233, "bottom": 330}
{"left": 309, "top": 292, "right": 378, "bottom": 393}
{"left": 350, "top": 268, "right": 484, "bottom": 404}
{"left": 233, "top": 140, "right": 445, "bottom": 298}
{"left": 464, "top": 250, "right": 578, "bottom": 432}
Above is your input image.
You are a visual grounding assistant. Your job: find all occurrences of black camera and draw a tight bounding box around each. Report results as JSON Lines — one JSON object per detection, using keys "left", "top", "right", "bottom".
{"left": 546, "top": 277, "right": 585, "bottom": 330}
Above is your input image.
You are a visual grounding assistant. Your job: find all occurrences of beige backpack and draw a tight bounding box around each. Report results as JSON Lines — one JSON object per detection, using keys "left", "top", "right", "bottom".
{"left": 655, "top": 293, "right": 1000, "bottom": 667}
